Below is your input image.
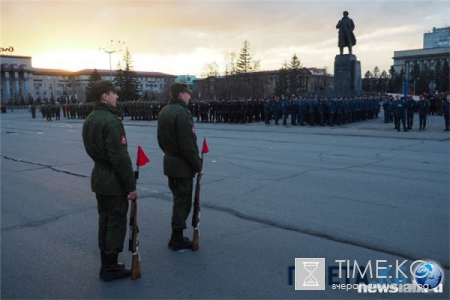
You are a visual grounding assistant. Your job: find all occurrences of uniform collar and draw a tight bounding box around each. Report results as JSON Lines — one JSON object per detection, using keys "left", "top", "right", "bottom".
{"left": 169, "top": 97, "right": 187, "bottom": 107}
{"left": 95, "top": 102, "right": 117, "bottom": 113}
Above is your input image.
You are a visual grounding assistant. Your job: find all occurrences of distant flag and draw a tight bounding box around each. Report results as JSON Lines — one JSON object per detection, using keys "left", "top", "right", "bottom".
{"left": 403, "top": 79, "right": 408, "bottom": 101}
{"left": 136, "top": 146, "right": 150, "bottom": 167}
{"left": 201, "top": 138, "right": 209, "bottom": 154}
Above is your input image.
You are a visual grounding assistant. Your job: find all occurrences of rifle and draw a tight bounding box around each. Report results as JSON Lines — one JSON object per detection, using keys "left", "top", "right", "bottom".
{"left": 129, "top": 199, "right": 141, "bottom": 280}
{"left": 192, "top": 137, "right": 208, "bottom": 251}
{"left": 128, "top": 146, "right": 149, "bottom": 279}
{"left": 191, "top": 174, "right": 201, "bottom": 251}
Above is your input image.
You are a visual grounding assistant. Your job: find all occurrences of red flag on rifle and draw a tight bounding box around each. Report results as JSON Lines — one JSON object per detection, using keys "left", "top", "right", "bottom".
{"left": 136, "top": 146, "right": 150, "bottom": 167}
{"left": 201, "top": 138, "right": 209, "bottom": 154}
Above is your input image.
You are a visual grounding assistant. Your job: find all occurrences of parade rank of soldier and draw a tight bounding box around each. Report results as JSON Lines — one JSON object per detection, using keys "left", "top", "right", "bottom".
{"left": 417, "top": 95, "right": 430, "bottom": 130}
{"left": 406, "top": 95, "right": 416, "bottom": 129}
{"left": 30, "top": 103, "right": 36, "bottom": 118}
{"left": 443, "top": 94, "right": 450, "bottom": 131}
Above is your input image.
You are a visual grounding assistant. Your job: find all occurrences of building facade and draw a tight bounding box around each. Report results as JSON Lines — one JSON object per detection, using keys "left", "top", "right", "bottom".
{"left": 195, "top": 68, "right": 333, "bottom": 100}
{"left": 424, "top": 26, "right": 450, "bottom": 48}
{"left": 393, "top": 26, "right": 450, "bottom": 78}
{"left": 1, "top": 55, "right": 177, "bottom": 103}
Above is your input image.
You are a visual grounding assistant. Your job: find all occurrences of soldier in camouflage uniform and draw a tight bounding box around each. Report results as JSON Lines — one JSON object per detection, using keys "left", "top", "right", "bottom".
{"left": 157, "top": 82, "right": 203, "bottom": 251}
{"left": 45, "top": 104, "right": 52, "bottom": 121}
{"left": 82, "top": 80, "right": 137, "bottom": 282}
{"left": 30, "top": 103, "right": 36, "bottom": 118}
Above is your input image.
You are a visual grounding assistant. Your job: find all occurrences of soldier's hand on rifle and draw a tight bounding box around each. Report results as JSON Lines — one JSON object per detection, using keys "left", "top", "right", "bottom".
{"left": 128, "top": 190, "right": 138, "bottom": 201}
{"left": 198, "top": 170, "right": 204, "bottom": 181}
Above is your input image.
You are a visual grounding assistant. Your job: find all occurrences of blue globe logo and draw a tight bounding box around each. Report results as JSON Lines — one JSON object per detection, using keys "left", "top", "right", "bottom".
{"left": 414, "top": 262, "right": 443, "bottom": 289}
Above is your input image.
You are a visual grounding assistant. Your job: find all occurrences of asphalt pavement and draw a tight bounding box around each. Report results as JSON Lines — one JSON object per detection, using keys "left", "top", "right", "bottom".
{"left": 1, "top": 109, "right": 449, "bottom": 299}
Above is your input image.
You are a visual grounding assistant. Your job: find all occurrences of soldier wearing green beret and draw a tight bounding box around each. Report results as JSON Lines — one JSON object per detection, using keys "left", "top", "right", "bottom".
{"left": 157, "top": 82, "right": 203, "bottom": 251}
{"left": 82, "top": 80, "right": 137, "bottom": 281}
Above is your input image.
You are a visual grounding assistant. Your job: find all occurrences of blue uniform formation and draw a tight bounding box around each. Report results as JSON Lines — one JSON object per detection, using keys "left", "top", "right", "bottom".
{"left": 185, "top": 95, "right": 382, "bottom": 127}
{"left": 29, "top": 93, "right": 450, "bottom": 131}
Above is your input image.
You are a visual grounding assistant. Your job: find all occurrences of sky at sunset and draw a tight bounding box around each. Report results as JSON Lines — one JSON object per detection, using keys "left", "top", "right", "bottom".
{"left": 1, "top": 0, "right": 450, "bottom": 77}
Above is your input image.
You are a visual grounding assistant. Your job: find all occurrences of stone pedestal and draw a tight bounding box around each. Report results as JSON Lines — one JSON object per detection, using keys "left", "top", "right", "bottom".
{"left": 334, "top": 54, "right": 362, "bottom": 96}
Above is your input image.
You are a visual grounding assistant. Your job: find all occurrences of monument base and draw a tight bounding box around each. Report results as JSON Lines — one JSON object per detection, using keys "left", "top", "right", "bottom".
{"left": 334, "top": 54, "right": 362, "bottom": 96}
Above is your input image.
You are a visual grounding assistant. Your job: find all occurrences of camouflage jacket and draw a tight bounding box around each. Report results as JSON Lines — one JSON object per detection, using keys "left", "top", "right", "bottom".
{"left": 82, "top": 102, "right": 136, "bottom": 195}
{"left": 157, "top": 98, "right": 202, "bottom": 178}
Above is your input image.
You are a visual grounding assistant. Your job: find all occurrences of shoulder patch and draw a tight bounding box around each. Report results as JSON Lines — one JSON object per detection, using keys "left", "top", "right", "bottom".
{"left": 121, "top": 135, "right": 127, "bottom": 146}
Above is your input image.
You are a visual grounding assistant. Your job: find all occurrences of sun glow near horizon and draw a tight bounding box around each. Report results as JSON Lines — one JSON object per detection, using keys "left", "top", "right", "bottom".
{"left": 32, "top": 49, "right": 111, "bottom": 72}
{"left": 30, "top": 48, "right": 218, "bottom": 76}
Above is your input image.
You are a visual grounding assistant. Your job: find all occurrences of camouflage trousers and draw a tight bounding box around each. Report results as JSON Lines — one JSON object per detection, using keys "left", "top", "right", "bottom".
{"left": 96, "top": 193, "right": 129, "bottom": 254}
{"left": 168, "top": 177, "right": 194, "bottom": 230}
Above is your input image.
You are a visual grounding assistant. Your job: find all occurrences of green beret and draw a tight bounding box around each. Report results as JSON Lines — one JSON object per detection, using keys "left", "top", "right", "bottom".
{"left": 170, "top": 82, "right": 193, "bottom": 96}
{"left": 92, "top": 80, "right": 118, "bottom": 100}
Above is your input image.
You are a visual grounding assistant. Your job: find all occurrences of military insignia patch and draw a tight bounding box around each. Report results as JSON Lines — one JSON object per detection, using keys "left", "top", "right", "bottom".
{"left": 120, "top": 135, "right": 127, "bottom": 146}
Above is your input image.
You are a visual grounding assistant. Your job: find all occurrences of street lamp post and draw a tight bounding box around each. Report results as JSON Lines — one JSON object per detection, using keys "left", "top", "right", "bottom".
{"left": 99, "top": 40, "right": 125, "bottom": 81}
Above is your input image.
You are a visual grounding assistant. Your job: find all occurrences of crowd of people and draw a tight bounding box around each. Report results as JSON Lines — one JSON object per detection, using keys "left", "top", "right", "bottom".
{"left": 28, "top": 92, "right": 450, "bottom": 131}
{"left": 381, "top": 93, "right": 450, "bottom": 131}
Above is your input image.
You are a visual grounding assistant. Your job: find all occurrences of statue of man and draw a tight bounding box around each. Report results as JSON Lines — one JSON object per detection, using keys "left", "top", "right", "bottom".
{"left": 336, "top": 11, "right": 356, "bottom": 55}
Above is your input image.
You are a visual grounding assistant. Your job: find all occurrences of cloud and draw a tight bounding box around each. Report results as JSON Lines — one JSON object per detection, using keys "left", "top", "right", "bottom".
{"left": 2, "top": 0, "right": 449, "bottom": 76}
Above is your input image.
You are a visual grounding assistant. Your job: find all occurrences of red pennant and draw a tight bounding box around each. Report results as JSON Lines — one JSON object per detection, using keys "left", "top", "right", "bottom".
{"left": 136, "top": 146, "right": 150, "bottom": 166}
{"left": 201, "top": 137, "right": 209, "bottom": 154}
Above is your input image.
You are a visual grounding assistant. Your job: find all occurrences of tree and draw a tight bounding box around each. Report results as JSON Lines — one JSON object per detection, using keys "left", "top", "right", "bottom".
{"left": 236, "top": 40, "right": 253, "bottom": 75}
{"left": 414, "top": 66, "right": 429, "bottom": 95}
{"left": 434, "top": 59, "right": 442, "bottom": 93}
{"left": 85, "top": 69, "right": 103, "bottom": 102}
{"left": 398, "top": 68, "right": 405, "bottom": 94}
{"left": 288, "top": 53, "right": 303, "bottom": 95}
{"left": 409, "top": 62, "right": 421, "bottom": 94}
{"left": 275, "top": 61, "right": 289, "bottom": 97}
{"left": 236, "top": 40, "right": 255, "bottom": 98}
{"left": 362, "top": 70, "right": 373, "bottom": 91}
{"left": 441, "top": 59, "right": 449, "bottom": 92}
{"left": 435, "top": 59, "right": 449, "bottom": 93}
{"left": 378, "top": 70, "right": 389, "bottom": 93}
{"left": 388, "top": 66, "right": 397, "bottom": 93}
{"left": 115, "top": 48, "right": 139, "bottom": 101}
{"left": 371, "top": 66, "right": 380, "bottom": 92}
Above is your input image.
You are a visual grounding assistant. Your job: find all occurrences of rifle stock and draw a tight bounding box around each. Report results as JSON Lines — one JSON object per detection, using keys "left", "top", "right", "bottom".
{"left": 129, "top": 200, "right": 141, "bottom": 280}
{"left": 191, "top": 175, "right": 201, "bottom": 251}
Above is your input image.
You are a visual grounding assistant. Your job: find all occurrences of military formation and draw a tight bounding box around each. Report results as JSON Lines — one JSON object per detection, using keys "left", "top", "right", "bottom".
{"left": 35, "top": 103, "right": 94, "bottom": 121}
{"left": 30, "top": 92, "right": 450, "bottom": 131}
{"left": 382, "top": 93, "right": 450, "bottom": 131}
{"left": 186, "top": 95, "right": 383, "bottom": 127}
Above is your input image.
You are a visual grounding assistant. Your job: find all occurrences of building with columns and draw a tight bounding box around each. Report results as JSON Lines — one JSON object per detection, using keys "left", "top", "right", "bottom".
{"left": 0, "top": 55, "right": 33, "bottom": 102}
{"left": 392, "top": 26, "right": 450, "bottom": 77}
{"left": 1, "top": 55, "right": 177, "bottom": 103}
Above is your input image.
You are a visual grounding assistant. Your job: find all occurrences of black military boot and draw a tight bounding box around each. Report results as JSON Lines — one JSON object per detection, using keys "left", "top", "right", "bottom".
{"left": 100, "top": 251, "right": 106, "bottom": 279}
{"left": 169, "top": 228, "right": 192, "bottom": 251}
{"left": 102, "top": 253, "right": 131, "bottom": 282}
{"left": 99, "top": 251, "right": 126, "bottom": 279}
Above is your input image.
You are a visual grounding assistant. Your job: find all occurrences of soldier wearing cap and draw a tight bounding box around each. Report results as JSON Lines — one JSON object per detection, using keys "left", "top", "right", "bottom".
{"left": 157, "top": 82, "right": 203, "bottom": 251}
{"left": 82, "top": 80, "right": 137, "bottom": 281}
{"left": 406, "top": 95, "right": 416, "bottom": 129}
{"left": 417, "top": 94, "right": 430, "bottom": 130}
{"left": 443, "top": 94, "right": 450, "bottom": 131}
